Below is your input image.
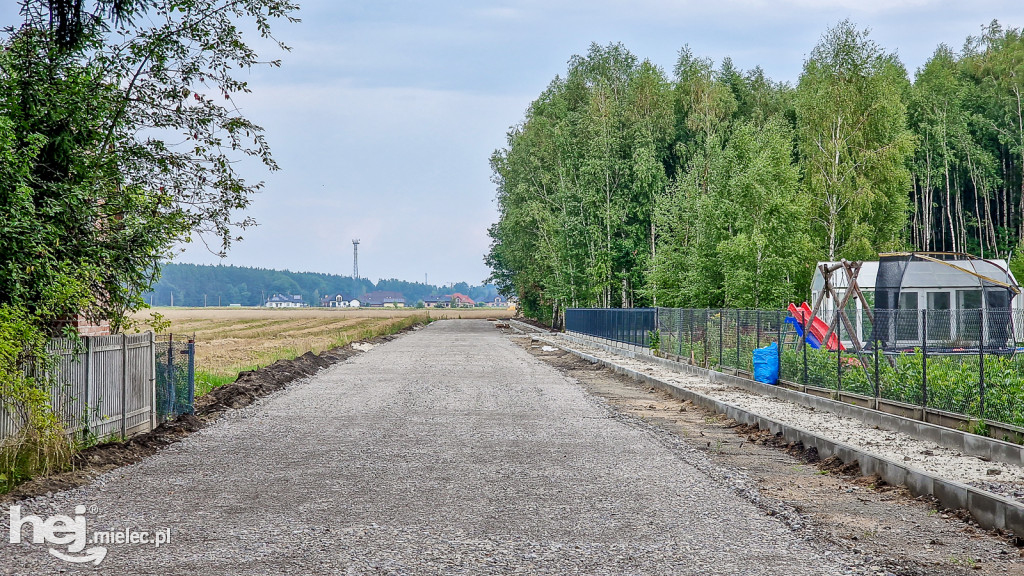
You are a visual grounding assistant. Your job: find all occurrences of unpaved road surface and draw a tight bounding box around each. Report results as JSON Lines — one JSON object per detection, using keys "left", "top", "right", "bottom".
{"left": 0, "top": 320, "right": 958, "bottom": 574}
{"left": 518, "top": 339, "right": 1024, "bottom": 576}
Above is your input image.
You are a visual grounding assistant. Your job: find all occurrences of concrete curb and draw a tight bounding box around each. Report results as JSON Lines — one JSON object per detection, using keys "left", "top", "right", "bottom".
{"left": 560, "top": 332, "right": 1024, "bottom": 468}
{"left": 541, "top": 334, "right": 1024, "bottom": 535}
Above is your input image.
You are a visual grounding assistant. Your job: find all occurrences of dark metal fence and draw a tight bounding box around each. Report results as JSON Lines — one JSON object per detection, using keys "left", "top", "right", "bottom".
{"left": 154, "top": 334, "right": 196, "bottom": 422}
{"left": 566, "top": 307, "right": 1024, "bottom": 430}
{"left": 564, "top": 308, "right": 656, "bottom": 350}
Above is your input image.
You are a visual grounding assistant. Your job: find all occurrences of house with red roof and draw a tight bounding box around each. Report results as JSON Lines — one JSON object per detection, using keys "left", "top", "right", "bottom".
{"left": 450, "top": 293, "right": 475, "bottom": 308}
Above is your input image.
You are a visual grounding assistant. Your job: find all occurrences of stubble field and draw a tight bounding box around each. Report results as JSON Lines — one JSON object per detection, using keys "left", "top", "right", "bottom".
{"left": 133, "top": 307, "right": 514, "bottom": 394}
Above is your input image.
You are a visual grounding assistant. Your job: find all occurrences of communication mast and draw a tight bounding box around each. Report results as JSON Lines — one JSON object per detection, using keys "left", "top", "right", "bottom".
{"left": 352, "top": 239, "right": 360, "bottom": 279}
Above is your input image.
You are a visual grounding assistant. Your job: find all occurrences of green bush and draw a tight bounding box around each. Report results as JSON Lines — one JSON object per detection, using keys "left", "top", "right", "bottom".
{"left": 0, "top": 306, "right": 73, "bottom": 492}
{"left": 779, "top": 343, "right": 1024, "bottom": 428}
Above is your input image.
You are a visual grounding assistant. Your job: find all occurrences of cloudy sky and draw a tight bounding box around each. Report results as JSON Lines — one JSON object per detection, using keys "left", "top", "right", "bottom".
{"left": 5, "top": 1, "right": 1024, "bottom": 285}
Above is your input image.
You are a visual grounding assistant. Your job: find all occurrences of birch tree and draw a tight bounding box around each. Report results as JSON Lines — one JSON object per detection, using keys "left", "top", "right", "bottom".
{"left": 796, "top": 20, "right": 914, "bottom": 261}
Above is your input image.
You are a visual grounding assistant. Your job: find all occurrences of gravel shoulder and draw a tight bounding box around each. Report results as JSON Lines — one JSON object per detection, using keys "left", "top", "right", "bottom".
{"left": 5, "top": 319, "right": 880, "bottom": 575}
{"left": 541, "top": 334, "right": 1024, "bottom": 500}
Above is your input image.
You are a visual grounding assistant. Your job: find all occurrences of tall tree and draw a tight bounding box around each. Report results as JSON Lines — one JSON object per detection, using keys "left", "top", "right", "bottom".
{"left": 488, "top": 43, "right": 673, "bottom": 323}
{"left": 0, "top": 0, "right": 297, "bottom": 331}
{"left": 796, "top": 20, "right": 914, "bottom": 261}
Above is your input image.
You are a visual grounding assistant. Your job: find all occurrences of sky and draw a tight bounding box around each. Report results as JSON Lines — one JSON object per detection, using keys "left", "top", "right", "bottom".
{"left": 5, "top": 1, "right": 1024, "bottom": 286}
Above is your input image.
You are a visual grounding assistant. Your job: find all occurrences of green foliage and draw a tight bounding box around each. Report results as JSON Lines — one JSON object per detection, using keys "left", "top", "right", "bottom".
{"left": 490, "top": 21, "right": 1024, "bottom": 322}
{"left": 780, "top": 343, "right": 1024, "bottom": 428}
{"left": 648, "top": 329, "right": 660, "bottom": 353}
{"left": 144, "top": 262, "right": 498, "bottom": 307}
{"left": 0, "top": 0, "right": 297, "bottom": 492}
{"left": 488, "top": 43, "right": 674, "bottom": 322}
{"left": 654, "top": 116, "right": 813, "bottom": 308}
{"left": 904, "top": 23, "right": 1024, "bottom": 258}
{"left": 0, "top": 305, "right": 73, "bottom": 493}
{"left": 0, "top": 0, "right": 297, "bottom": 333}
{"left": 796, "top": 20, "right": 914, "bottom": 261}
{"left": 1011, "top": 252, "right": 1023, "bottom": 296}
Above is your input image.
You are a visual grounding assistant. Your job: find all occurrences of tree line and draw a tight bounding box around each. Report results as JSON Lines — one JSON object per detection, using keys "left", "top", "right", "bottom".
{"left": 487, "top": 20, "right": 1024, "bottom": 325}
{"left": 146, "top": 263, "right": 499, "bottom": 308}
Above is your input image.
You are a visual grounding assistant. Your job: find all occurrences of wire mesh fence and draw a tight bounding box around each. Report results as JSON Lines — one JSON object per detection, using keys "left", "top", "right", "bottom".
{"left": 154, "top": 334, "right": 196, "bottom": 422}
{"left": 565, "top": 307, "right": 1024, "bottom": 430}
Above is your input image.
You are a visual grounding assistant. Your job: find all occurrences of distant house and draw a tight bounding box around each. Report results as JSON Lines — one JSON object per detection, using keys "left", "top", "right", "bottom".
{"left": 320, "top": 293, "right": 348, "bottom": 308}
{"left": 362, "top": 291, "right": 405, "bottom": 308}
{"left": 422, "top": 295, "right": 450, "bottom": 309}
{"left": 348, "top": 299, "right": 361, "bottom": 308}
{"left": 489, "top": 295, "right": 507, "bottom": 308}
{"left": 265, "top": 293, "right": 306, "bottom": 308}
{"left": 450, "top": 293, "right": 475, "bottom": 308}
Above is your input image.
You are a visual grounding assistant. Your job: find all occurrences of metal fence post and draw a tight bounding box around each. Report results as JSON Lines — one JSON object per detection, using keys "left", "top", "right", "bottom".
{"left": 921, "top": 309, "right": 928, "bottom": 413}
{"left": 873, "top": 339, "right": 880, "bottom": 409}
{"left": 676, "top": 310, "right": 683, "bottom": 359}
{"left": 776, "top": 310, "right": 783, "bottom": 380}
{"left": 756, "top": 309, "right": 761, "bottom": 349}
{"left": 836, "top": 317, "right": 842, "bottom": 393}
{"left": 802, "top": 322, "right": 808, "bottom": 386}
{"left": 735, "top": 310, "right": 741, "bottom": 369}
{"left": 718, "top": 309, "right": 724, "bottom": 367}
{"left": 167, "top": 333, "right": 175, "bottom": 417}
{"left": 688, "top": 309, "right": 694, "bottom": 360}
{"left": 979, "top": 309, "right": 986, "bottom": 419}
{"left": 704, "top": 308, "right": 710, "bottom": 367}
{"left": 149, "top": 331, "right": 156, "bottom": 431}
{"left": 187, "top": 340, "right": 196, "bottom": 414}
{"left": 121, "top": 333, "right": 128, "bottom": 438}
{"left": 633, "top": 309, "right": 638, "bottom": 351}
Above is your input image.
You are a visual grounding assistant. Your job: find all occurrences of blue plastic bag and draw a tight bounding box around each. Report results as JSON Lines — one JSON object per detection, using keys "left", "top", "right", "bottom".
{"left": 752, "top": 342, "right": 779, "bottom": 385}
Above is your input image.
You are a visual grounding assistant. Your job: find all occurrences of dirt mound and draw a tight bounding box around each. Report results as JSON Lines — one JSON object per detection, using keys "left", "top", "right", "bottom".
{"left": 514, "top": 317, "right": 557, "bottom": 332}
{"left": 819, "top": 455, "right": 861, "bottom": 476}
{"left": 735, "top": 424, "right": 821, "bottom": 464}
{"left": 198, "top": 348, "right": 353, "bottom": 413}
{"left": 0, "top": 330, "right": 412, "bottom": 504}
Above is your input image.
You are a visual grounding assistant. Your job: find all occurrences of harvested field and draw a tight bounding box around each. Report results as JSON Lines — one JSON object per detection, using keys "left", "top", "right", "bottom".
{"left": 132, "top": 307, "right": 513, "bottom": 392}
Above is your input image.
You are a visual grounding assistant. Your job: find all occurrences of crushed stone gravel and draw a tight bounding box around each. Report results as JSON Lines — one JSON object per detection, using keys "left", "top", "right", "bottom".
{"left": 545, "top": 334, "right": 1024, "bottom": 503}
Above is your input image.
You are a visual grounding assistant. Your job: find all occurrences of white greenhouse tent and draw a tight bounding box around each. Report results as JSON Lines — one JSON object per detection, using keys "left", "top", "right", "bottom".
{"left": 810, "top": 253, "right": 1022, "bottom": 351}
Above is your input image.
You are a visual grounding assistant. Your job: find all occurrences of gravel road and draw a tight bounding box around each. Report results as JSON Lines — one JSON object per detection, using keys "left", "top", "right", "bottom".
{"left": 2, "top": 320, "right": 872, "bottom": 575}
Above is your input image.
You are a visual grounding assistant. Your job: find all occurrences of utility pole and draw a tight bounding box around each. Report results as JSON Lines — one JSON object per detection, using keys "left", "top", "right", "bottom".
{"left": 352, "top": 239, "right": 361, "bottom": 279}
